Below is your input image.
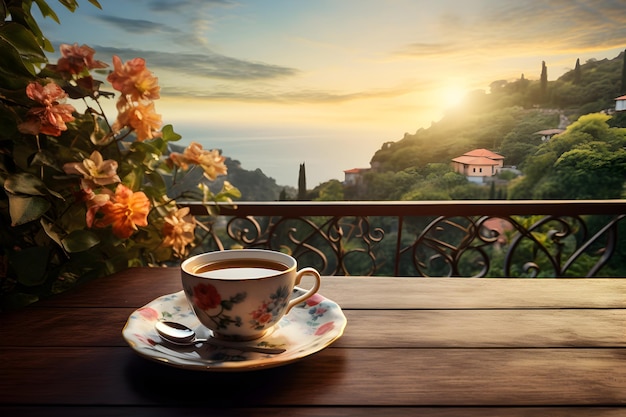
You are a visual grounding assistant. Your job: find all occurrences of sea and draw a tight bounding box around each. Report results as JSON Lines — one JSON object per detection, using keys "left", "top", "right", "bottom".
{"left": 177, "top": 126, "right": 395, "bottom": 188}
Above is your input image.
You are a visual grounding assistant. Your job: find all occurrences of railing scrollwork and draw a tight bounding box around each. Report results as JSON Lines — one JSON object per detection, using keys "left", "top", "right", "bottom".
{"left": 185, "top": 201, "right": 626, "bottom": 278}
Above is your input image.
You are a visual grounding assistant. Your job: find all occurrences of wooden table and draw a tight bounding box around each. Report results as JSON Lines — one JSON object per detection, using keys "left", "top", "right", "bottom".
{"left": 2, "top": 268, "right": 626, "bottom": 416}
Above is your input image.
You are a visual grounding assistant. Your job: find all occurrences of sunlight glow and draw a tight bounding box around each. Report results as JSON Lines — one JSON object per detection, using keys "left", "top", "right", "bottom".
{"left": 440, "top": 84, "right": 468, "bottom": 110}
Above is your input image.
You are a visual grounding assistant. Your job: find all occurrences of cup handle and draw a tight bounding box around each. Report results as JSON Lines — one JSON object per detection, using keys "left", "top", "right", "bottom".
{"left": 285, "top": 267, "right": 321, "bottom": 314}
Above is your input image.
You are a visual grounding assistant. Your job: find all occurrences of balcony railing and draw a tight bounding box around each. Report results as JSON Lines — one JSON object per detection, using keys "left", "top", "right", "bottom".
{"left": 183, "top": 200, "right": 626, "bottom": 278}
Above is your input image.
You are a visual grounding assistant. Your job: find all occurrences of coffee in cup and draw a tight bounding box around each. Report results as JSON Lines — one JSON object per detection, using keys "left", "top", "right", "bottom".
{"left": 181, "top": 249, "right": 321, "bottom": 341}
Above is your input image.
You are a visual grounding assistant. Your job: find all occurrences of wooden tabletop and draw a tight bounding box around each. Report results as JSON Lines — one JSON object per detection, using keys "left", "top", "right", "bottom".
{"left": 2, "top": 268, "right": 626, "bottom": 416}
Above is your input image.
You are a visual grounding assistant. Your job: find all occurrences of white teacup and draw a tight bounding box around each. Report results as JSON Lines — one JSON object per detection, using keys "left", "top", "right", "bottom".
{"left": 181, "top": 249, "right": 321, "bottom": 341}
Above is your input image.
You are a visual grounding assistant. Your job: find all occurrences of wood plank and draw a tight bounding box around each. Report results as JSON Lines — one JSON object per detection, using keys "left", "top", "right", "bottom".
{"left": 3, "top": 308, "right": 625, "bottom": 349}
{"left": 2, "top": 347, "right": 626, "bottom": 406}
{"left": 313, "top": 277, "right": 626, "bottom": 309}
{"left": 2, "top": 406, "right": 626, "bottom": 417}
{"left": 340, "top": 309, "right": 626, "bottom": 348}
{"left": 33, "top": 268, "right": 626, "bottom": 309}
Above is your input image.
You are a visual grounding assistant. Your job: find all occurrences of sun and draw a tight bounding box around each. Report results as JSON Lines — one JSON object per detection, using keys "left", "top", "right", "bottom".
{"left": 440, "top": 85, "right": 467, "bottom": 110}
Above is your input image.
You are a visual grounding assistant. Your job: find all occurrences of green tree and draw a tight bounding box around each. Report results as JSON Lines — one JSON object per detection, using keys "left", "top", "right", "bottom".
{"left": 313, "top": 180, "right": 344, "bottom": 201}
{"left": 621, "top": 49, "right": 626, "bottom": 93}
{"left": 573, "top": 58, "right": 582, "bottom": 85}
{"left": 553, "top": 143, "right": 626, "bottom": 199}
{"left": 298, "top": 163, "right": 306, "bottom": 200}
{"left": 508, "top": 113, "right": 626, "bottom": 199}
{"left": 540, "top": 61, "right": 548, "bottom": 100}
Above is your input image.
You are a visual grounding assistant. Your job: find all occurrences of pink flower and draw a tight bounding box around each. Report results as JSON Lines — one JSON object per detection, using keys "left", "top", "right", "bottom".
{"left": 56, "top": 43, "right": 107, "bottom": 75}
{"left": 315, "top": 321, "right": 335, "bottom": 336}
{"left": 113, "top": 101, "right": 162, "bottom": 142}
{"left": 305, "top": 293, "right": 325, "bottom": 307}
{"left": 137, "top": 307, "right": 159, "bottom": 321}
{"left": 168, "top": 142, "right": 228, "bottom": 180}
{"left": 107, "top": 55, "right": 160, "bottom": 102}
{"left": 18, "top": 81, "right": 75, "bottom": 136}
{"left": 161, "top": 207, "right": 196, "bottom": 257}
{"left": 134, "top": 334, "right": 157, "bottom": 346}
{"left": 192, "top": 283, "right": 222, "bottom": 310}
{"left": 78, "top": 187, "right": 112, "bottom": 228}
{"left": 63, "top": 151, "right": 121, "bottom": 189}
{"left": 257, "top": 312, "right": 273, "bottom": 324}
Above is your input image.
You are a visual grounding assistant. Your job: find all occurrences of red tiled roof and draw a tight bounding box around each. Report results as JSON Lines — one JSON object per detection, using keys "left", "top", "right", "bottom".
{"left": 451, "top": 156, "right": 500, "bottom": 166}
{"left": 615, "top": 95, "right": 626, "bottom": 100}
{"left": 462, "top": 148, "right": 504, "bottom": 160}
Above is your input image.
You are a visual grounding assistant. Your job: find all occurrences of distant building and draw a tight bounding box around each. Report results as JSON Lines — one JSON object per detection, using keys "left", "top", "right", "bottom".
{"left": 534, "top": 128, "right": 564, "bottom": 141}
{"left": 343, "top": 168, "right": 370, "bottom": 186}
{"left": 451, "top": 148, "right": 504, "bottom": 184}
{"left": 616, "top": 95, "right": 626, "bottom": 112}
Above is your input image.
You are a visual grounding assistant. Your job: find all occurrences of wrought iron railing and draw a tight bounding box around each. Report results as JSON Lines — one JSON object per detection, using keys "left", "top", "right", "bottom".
{"left": 183, "top": 200, "right": 626, "bottom": 278}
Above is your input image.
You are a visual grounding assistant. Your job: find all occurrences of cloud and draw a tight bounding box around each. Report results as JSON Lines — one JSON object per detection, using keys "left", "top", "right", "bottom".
{"left": 94, "top": 15, "right": 182, "bottom": 35}
{"left": 160, "top": 82, "right": 418, "bottom": 105}
{"left": 395, "top": 0, "right": 626, "bottom": 59}
{"left": 94, "top": 45, "right": 299, "bottom": 81}
{"left": 147, "top": 0, "right": 234, "bottom": 13}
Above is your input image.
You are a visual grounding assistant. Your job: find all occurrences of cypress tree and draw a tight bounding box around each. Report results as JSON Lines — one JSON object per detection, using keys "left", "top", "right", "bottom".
{"left": 540, "top": 61, "right": 548, "bottom": 100}
{"left": 298, "top": 163, "right": 307, "bottom": 200}
{"left": 621, "top": 49, "right": 626, "bottom": 94}
{"left": 573, "top": 58, "right": 581, "bottom": 84}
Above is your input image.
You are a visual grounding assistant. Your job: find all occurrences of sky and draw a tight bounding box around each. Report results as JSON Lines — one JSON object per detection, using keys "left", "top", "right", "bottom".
{"left": 38, "top": 0, "right": 626, "bottom": 187}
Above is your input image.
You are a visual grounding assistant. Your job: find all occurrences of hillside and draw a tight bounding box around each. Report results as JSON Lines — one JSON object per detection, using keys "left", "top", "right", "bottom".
{"left": 344, "top": 50, "right": 626, "bottom": 201}
{"left": 167, "top": 144, "right": 295, "bottom": 201}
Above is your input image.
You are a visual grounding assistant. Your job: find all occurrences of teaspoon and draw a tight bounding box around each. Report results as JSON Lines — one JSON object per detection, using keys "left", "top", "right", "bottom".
{"left": 155, "top": 321, "right": 286, "bottom": 354}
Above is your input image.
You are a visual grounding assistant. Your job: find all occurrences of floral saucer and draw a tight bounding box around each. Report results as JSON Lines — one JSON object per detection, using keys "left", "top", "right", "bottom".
{"left": 122, "top": 288, "right": 347, "bottom": 371}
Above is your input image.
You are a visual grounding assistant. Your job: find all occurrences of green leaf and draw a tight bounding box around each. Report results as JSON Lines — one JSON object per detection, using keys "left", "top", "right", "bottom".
{"left": 31, "top": 150, "right": 63, "bottom": 172}
{"left": 0, "top": 22, "right": 47, "bottom": 75}
{"left": 5, "top": 172, "right": 49, "bottom": 196}
{"left": 88, "top": 0, "right": 103, "bottom": 9}
{"left": 40, "top": 217, "right": 64, "bottom": 248}
{"left": 0, "top": 38, "right": 37, "bottom": 89}
{"left": 161, "top": 124, "right": 182, "bottom": 142}
{"left": 7, "top": 192, "right": 50, "bottom": 225}
{"left": 62, "top": 229, "right": 100, "bottom": 252}
{"left": 57, "top": 0, "right": 79, "bottom": 13}
{"left": 4, "top": 172, "right": 64, "bottom": 199}
{"left": 33, "top": 0, "right": 61, "bottom": 23}
{"left": 9, "top": 246, "right": 51, "bottom": 286}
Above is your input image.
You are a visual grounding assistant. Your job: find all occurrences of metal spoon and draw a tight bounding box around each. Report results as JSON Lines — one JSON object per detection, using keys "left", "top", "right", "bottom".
{"left": 155, "top": 321, "right": 286, "bottom": 354}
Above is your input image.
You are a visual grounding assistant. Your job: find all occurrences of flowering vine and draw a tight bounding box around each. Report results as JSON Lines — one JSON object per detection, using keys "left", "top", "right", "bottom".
{"left": 0, "top": 2, "right": 240, "bottom": 308}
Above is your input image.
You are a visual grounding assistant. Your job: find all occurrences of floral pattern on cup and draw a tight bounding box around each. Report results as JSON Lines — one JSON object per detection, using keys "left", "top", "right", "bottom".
{"left": 249, "top": 285, "right": 291, "bottom": 330}
{"left": 188, "top": 282, "right": 247, "bottom": 332}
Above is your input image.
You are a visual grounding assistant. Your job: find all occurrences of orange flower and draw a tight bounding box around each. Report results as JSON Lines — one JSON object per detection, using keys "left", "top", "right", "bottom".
{"left": 107, "top": 55, "right": 160, "bottom": 102}
{"left": 95, "top": 184, "right": 150, "bottom": 239}
{"left": 168, "top": 142, "right": 228, "bottom": 180}
{"left": 113, "top": 101, "right": 162, "bottom": 142}
{"left": 18, "top": 81, "right": 75, "bottom": 136}
{"left": 161, "top": 207, "right": 196, "bottom": 257}
{"left": 56, "top": 43, "right": 107, "bottom": 75}
{"left": 63, "top": 151, "right": 121, "bottom": 189}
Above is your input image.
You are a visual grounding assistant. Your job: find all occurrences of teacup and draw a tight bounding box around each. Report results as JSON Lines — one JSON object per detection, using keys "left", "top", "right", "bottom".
{"left": 181, "top": 249, "right": 321, "bottom": 341}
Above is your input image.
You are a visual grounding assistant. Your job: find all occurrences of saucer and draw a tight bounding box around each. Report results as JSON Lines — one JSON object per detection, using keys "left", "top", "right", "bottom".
{"left": 122, "top": 288, "right": 347, "bottom": 371}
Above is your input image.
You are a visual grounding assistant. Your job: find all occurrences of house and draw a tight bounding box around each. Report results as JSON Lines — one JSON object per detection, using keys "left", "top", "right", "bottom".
{"left": 535, "top": 128, "right": 564, "bottom": 141}
{"left": 616, "top": 95, "right": 626, "bottom": 112}
{"left": 451, "top": 148, "right": 504, "bottom": 184}
{"left": 344, "top": 168, "right": 369, "bottom": 186}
